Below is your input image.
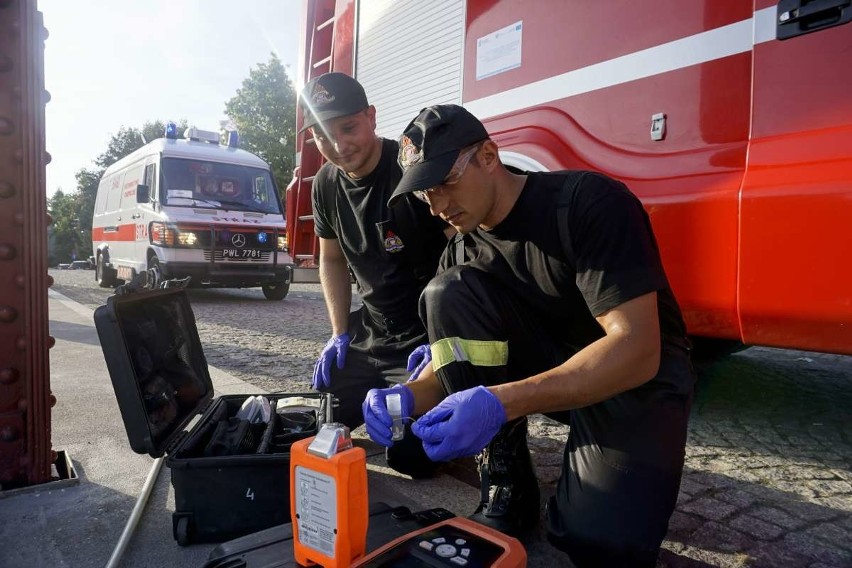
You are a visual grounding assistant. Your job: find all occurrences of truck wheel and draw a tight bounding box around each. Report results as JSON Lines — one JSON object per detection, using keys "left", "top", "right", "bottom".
{"left": 96, "top": 255, "right": 117, "bottom": 288}
{"left": 262, "top": 280, "right": 290, "bottom": 301}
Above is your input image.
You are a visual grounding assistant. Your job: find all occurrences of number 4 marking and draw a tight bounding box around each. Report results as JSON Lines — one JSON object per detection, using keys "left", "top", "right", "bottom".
{"left": 245, "top": 488, "right": 255, "bottom": 500}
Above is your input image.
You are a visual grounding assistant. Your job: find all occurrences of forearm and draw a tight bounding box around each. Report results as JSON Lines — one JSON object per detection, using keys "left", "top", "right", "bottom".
{"left": 492, "top": 332, "right": 659, "bottom": 421}
{"left": 318, "top": 256, "right": 352, "bottom": 336}
{"left": 405, "top": 365, "right": 445, "bottom": 415}
{"left": 492, "top": 293, "right": 662, "bottom": 421}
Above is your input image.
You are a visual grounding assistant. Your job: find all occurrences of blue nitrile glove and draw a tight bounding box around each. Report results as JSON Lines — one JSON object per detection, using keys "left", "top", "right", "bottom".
{"left": 362, "top": 385, "right": 414, "bottom": 447}
{"left": 311, "top": 333, "right": 351, "bottom": 390}
{"left": 406, "top": 344, "right": 432, "bottom": 382}
{"left": 412, "top": 386, "right": 507, "bottom": 462}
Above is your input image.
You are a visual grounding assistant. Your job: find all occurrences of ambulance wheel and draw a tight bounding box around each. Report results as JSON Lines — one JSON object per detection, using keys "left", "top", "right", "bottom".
{"left": 96, "top": 255, "right": 117, "bottom": 288}
{"left": 175, "top": 516, "right": 191, "bottom": 546}
{"left": 147, "top": 254, "right": 162, "bottom": 286}
{"left": 262, "top": 280, "right": 290, "bottom": 301}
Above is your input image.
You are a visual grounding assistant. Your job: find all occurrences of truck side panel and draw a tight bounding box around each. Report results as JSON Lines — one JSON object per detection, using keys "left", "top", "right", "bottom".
{"left": 463, "top": 0, "right": 752, "bottom": 341}
{"left": 738, "top": 0, "right": 852, "bottom": 354}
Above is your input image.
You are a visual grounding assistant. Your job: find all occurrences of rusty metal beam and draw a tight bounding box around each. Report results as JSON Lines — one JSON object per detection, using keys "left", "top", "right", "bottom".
{"left": 0, "top": 0, "right": 54, "bottom": 489}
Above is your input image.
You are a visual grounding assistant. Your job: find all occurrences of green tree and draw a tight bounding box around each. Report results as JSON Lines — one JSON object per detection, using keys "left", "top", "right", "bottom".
{"left": 224, "top": 53, "right": 297, "bottom": 197}
{"left": 47, "top": 189, "right": 83, "bottom": 264}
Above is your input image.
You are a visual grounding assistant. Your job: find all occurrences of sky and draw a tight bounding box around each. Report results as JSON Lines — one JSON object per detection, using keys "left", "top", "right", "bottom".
{"left": 39, "top": 0, "right": 302, "bottom": 197}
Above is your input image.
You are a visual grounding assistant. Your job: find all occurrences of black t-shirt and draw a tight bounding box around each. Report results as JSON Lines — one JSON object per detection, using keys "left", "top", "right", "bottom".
{"left": 312, "top": 138, "right": 448, "bottom": 340}
{"left": 442, "top": 171, "right": 687, "bottom": 350}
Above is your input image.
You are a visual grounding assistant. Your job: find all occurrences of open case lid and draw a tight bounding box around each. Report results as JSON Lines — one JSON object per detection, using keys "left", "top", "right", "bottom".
{"left": 94, "top": 287, "right": 214, "bottom": 457}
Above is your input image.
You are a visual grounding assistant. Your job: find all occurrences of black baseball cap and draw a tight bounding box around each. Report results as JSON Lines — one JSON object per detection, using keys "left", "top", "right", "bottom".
{"left": 299, "top": 72, "right": 369, "bottom": 132}
{"left": 389, "top": 104, "right": 489, "bottom": 207}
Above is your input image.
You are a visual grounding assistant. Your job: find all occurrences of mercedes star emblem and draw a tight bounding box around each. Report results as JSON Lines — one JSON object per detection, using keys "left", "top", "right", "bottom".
{"left": 232, "top": 234, "right": 247, "bottom": 247}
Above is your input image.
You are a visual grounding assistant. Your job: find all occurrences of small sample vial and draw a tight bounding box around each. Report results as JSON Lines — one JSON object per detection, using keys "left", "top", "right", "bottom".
{"left": 386, "top": 392, "right": 405, "bottom": 441}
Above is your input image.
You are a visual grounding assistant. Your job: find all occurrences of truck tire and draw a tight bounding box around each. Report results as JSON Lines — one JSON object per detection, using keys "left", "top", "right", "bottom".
{"left": 96, "top": 255, "right": 117, "bottom": 288}
{"left": 261, "top": 280, "right": 290, "bottom": 301}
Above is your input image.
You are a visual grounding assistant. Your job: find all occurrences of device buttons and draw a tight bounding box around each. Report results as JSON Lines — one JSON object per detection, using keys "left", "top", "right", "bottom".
{"left": 435, "top": 544, "right": 458, "bottom": 558}
{"left": 455, "top": 538, "right": 467, "bottom": 545}
{"left": 450, "top": 557, "right": 469, "bottom": 566}
{"left": 432, "top": 537, "right": 447, "bottom": 544}
{"left": 460, "top": 548, "right": 471, "bottom": 557}
{"left": 418, "top": 541, "right": 434, "bottom": 552}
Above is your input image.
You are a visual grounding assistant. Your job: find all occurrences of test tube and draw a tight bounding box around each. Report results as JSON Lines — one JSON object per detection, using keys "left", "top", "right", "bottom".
{"left": 386, "top": 393, "right": 404, "bottom": 441}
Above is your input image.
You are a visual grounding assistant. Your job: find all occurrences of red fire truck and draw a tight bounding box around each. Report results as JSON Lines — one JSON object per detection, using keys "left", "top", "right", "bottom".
{"left": 286, "top": 0, "right": 852, "bottom": 356}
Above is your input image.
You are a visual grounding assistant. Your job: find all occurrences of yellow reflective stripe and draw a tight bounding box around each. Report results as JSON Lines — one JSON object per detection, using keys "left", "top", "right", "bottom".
{"left": 430, "top": 337, "right": 508, "bottom": 372}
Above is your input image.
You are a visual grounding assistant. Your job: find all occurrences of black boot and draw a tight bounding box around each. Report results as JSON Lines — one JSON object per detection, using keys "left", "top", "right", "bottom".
{"left": 469, "top": 417, "right": 540, "bottom": 536}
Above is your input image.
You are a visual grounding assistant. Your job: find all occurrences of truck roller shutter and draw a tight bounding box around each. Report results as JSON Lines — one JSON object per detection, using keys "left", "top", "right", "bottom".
{"left": 356, "top": 0, "right": 465, "bottom": 140}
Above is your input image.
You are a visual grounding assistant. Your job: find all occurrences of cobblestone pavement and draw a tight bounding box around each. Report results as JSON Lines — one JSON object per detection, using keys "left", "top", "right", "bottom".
{"left": 50, "top": 268, "right": 852, "bottom": 567}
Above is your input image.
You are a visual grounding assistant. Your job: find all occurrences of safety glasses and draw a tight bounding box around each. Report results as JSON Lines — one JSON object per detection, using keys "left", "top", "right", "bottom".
{"left": 412, "top": 142, "right": 484, "bottom": 204}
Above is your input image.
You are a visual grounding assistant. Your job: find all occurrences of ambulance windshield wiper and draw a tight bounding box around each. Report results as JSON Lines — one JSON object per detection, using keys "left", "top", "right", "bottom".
{"left": 213, "top": 199, "right": 272, "bottom": 214}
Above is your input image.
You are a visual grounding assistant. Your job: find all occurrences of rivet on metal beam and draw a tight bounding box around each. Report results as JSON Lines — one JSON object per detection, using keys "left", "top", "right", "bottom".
{"left": 16, "top": 336, "right": 26, "bottom": 349}
{"left": 0, "top": 117, "right": 14, "bottom": 136}
{"left": 13, "top": 149, "right": 23, "bottom": 162}
{"left": 0, "top": 426, "right": 19, "bottom": 442}
{"left": 17, "top": 398, "right": 27, "bottom": 412}
{"left": 0, "top": 181, "right": 14, "bottom": 198}
{"left": 0, "top": 305, "right": 18, "bottom": 322}
{"left": 14, "top": 212, "right": 23, "bottom": 224}
{"left": 0, "top": 244, "right": 16, "bottom": 259}
{"left": 0, "top": 367, "right": 20, "bottom": 384}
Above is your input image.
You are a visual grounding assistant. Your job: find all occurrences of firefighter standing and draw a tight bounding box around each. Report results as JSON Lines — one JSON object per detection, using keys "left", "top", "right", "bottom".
{"left": 299, "top": 73, "right": 449, "bottom": 476}
{"left": 362, "top": 104, "right": 696, "bottom": 567}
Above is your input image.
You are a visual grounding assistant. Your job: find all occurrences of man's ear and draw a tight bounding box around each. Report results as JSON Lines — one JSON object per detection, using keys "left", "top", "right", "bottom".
{"left": 365, "top": 105, "right": 377, "bottom": 129}
{"left": 479, "top": 140, "right": 500, "bottom": 172}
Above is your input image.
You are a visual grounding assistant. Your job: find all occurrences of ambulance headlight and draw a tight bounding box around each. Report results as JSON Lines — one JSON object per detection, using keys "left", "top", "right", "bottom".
{"left": 178, "top": 231, "right": 198, "bottom": 246}
{"left": 278, "top": 235, "right": 287, "bottom": 251}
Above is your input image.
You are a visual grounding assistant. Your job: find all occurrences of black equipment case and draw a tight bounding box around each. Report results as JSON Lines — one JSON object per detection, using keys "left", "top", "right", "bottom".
{"left": 94, "top": 285, "right": 329, "bottom": 545}
{"left": 203, "top": 503, "right": 456, "bottom": 568}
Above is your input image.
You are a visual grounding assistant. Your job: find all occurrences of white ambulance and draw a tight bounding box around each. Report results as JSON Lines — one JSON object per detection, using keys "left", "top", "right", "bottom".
{"left": 91, "top": 125, "right": 293, "bottom": 300}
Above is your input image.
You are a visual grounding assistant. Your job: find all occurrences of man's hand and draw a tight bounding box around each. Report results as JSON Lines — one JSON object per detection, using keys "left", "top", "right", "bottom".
{"left": 406, "top": 344, "right": 432, "bottom": 382}
{"left": 362, "top": 385, "right": 414, "bottom": 446}
{"left": 412, "top": 386, "right": 507, "bottom": 461}
{"left": 312, "top": 333, "right": 351, "bottom": 390}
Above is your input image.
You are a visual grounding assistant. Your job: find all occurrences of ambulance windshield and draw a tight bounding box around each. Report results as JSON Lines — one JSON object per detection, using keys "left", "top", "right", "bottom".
{"left": 160, "top": 158, "right": 282, "bottom": 214}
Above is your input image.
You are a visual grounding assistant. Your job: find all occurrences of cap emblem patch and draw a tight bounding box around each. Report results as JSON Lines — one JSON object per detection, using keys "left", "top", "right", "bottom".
{"left": 399, "top": 136, "right": 423, "bottom": 169}
{"left": 311, "top": 82, "right": 335, "bottom": 107}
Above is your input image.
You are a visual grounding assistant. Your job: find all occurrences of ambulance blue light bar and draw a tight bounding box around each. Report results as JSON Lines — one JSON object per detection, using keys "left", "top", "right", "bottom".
{"left": 227, "top": 130, "right": 239, "bottom": 148}
{"left": 184, "top": 127, "right": 220, "bottom": 144}
{"left": 165, "top": 121, "right": 179, "bottom": 139}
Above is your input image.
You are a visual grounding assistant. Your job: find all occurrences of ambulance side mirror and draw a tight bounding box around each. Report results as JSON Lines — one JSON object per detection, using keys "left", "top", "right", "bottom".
{"left": 136, "top": 184, "right": 150, "bottom": 204}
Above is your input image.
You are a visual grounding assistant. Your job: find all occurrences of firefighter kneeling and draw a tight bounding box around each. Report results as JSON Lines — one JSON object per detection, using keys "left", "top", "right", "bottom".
{"left": 363, "top": 104, "right": 696, "bottom": 568}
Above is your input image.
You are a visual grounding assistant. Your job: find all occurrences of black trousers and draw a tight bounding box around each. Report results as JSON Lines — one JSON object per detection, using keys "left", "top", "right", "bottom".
{"left": 318, "top": 305, "right": 425, "bottom": 429}
{"left": 420, "top": 266, "right": 696, "bottom": 567}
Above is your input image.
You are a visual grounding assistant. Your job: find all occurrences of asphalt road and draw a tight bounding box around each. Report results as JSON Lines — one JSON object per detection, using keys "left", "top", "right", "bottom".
{"left": 49, "top": 268, "right": 852, "bottom": 567}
